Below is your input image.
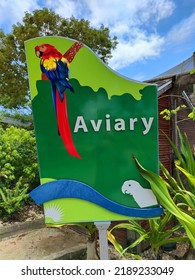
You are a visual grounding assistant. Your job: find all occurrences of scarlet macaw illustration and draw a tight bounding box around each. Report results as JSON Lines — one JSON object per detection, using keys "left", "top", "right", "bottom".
{"left": 35, "top": 42, "right": 83, "bottom": 158}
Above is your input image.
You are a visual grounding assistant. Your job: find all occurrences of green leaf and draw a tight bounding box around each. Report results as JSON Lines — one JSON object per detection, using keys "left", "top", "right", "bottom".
{"left": 0, "top": 188, "right": 6, "bottom": 202}
{"left": 162, "top": 129, "right": 186, "bottom": 169}
{"left": 176, "top": 165, "right": 195, "bottom": 191}
{"left": 107, "top": 231, "right": 123, "bottom": 255}
{"left": 160, "top": 163, "right": 183, "bottom": 191}
{"left": 111, "top": 221, "right": 145, "bottom": 236}
{"left": 134, "top": 156, "right": 195, "bottom": 248}
{"left": 122, "top": 234, "right": 148, "bottom": 256}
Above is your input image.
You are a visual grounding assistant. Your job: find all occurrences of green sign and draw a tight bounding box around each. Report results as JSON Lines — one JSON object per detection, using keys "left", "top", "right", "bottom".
{"left": 25, "top": 36, "right": 162, "bottom": 225}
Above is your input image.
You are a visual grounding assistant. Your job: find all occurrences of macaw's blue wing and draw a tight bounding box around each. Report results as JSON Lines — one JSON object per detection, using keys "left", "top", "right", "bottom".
{"left": 41, "top": 59, "right": 74, "bottom": 102}
{"left": 57, "top": 60, "right": 69, "bottom": 78}
{"left": 55, "top": 79, "right": 74, "bottom": 101}
{"left": 56, "top": 60, "right": 74, "bottom": 100}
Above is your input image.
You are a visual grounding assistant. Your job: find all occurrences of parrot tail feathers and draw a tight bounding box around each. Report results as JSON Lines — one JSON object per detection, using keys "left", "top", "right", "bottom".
{"left": 56, "top": 91, "right": 81, "bottom": 158}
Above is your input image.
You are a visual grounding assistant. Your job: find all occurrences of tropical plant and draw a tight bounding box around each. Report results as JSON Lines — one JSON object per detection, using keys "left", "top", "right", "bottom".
{"left": 108, "top": 211, "right": 188, "bottom": 259}
{"left": 161, "top": 128, "right": 195, "bottom": 217}
{"left": 134, "top": 162, "right": 195, "bottom": 248}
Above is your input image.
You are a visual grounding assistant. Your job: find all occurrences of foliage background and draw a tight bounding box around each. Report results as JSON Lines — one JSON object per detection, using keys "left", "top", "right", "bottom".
{"left": 0, "top": 124, "right": 39, "bottom": 217}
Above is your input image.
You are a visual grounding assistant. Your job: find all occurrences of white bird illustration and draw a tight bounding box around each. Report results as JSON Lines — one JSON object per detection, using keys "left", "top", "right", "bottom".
{"left": 121, "top": 180, "right": 158, "bottom": 208}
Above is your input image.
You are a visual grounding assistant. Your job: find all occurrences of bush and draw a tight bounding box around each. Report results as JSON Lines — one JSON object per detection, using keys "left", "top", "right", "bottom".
{"left": 0, "top": 125, "right": 39, "bottom": 218}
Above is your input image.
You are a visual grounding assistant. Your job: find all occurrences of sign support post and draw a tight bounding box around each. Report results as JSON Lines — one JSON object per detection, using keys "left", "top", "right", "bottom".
{"left": 95, "top": 221, "right": 111, "bottom": 260}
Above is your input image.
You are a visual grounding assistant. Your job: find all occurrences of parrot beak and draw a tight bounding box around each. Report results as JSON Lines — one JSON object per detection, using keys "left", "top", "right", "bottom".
{"left": 35, "top": 46, "right": 42, "bottom": 58}
{"left": 35, "top": 50, "right": 41, "bottom": 58}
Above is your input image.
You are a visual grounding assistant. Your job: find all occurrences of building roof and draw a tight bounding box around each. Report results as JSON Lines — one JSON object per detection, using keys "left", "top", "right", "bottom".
{"left": 143, "top": 52, "right": 195, "bottom": 97}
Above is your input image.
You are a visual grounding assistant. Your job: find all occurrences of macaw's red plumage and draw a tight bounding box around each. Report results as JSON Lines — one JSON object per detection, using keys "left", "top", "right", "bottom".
{"left": 35, "top": 43, "right": 83, "bottom": 158}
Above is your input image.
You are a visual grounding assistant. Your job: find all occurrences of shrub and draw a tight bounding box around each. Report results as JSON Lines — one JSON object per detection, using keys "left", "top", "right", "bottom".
{"left": 0, "top": 125, "right": 39, "bottom": 218}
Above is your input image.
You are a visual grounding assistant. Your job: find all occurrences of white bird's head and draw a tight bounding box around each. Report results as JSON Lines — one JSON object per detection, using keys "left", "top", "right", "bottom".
{"left": 121, "top": 180, "right": 141, "bottom": 195}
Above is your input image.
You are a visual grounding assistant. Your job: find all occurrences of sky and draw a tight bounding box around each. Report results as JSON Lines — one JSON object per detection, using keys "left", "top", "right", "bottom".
{"left": 0, "top": 0, "right": 195, "bottom": 81}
